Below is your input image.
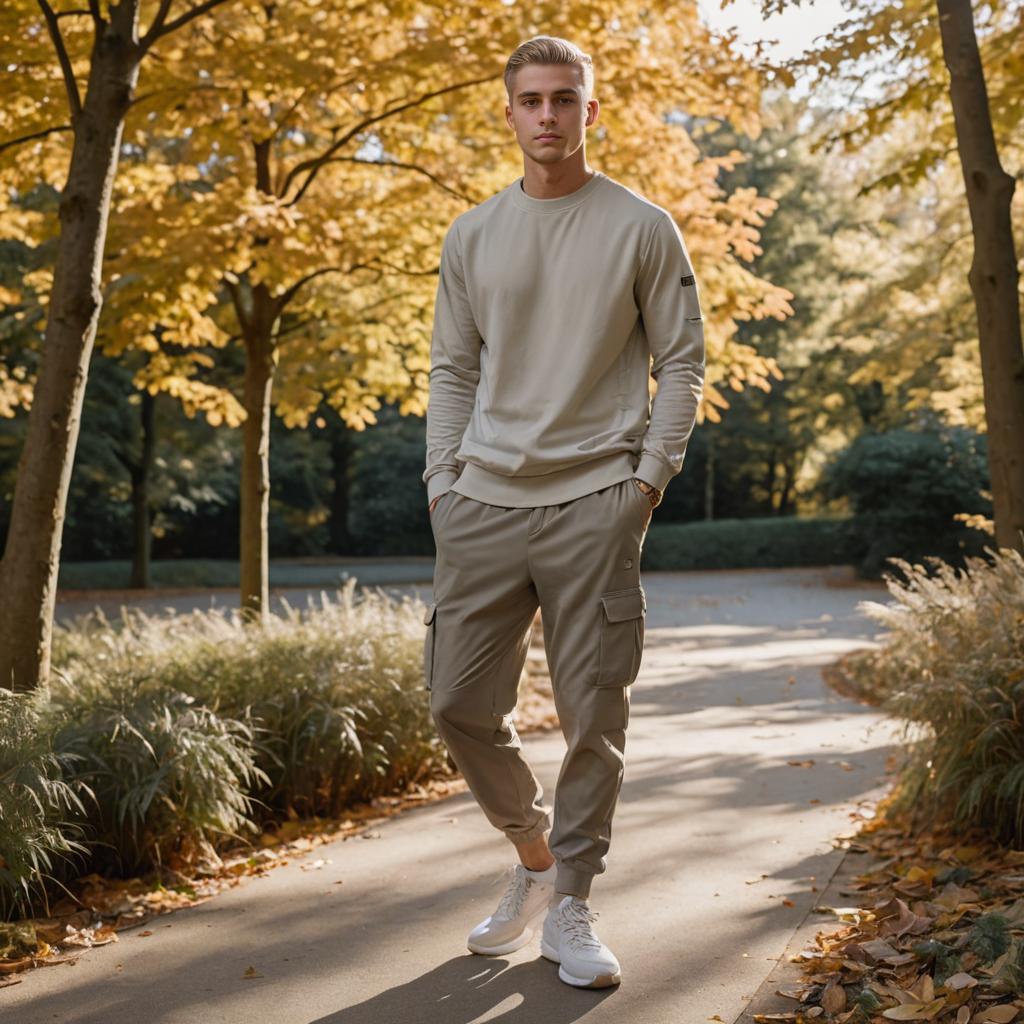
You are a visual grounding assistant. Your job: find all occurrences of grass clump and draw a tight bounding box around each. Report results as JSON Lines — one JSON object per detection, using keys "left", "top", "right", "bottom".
{"left": 0, "top": 691, "right": 87, "bottom": 920}
{"left": 845, "top": 546, "right": 1024, "bottom": 844}
{"left": 0, "top": 581, "right": 444, "bottom": 920}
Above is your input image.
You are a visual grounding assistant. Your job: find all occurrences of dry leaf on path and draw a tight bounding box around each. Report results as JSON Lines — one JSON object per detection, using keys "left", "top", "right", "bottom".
{"left": 973, "top": 1007, "right": 1019, "bottom": 1024}
{"left": 822, "top": 980, "right": 846, "bottom": 1014}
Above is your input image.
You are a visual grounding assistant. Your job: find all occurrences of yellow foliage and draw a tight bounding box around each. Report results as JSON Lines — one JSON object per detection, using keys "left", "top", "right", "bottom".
{"left": 2, "top": 0, "right": 792, "bottom": 430}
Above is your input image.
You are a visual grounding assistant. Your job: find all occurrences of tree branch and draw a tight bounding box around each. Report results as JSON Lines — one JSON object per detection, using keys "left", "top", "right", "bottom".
{"left": 284, "top": 155, "right": 476, "bottom": 209}
{"left": 281, "top": 72, "right": 500, "bottom": 204}
{"left": 274, "top": 256, "right": 439, "bottom": 314}
{"left": 274, "top": 261, "right": 375, "bottom": 311}
{"left": 36, "top": 0, "right": 82, "bottom": 119}
{"left": 138, "top": 0, "right": 175, "bottom": 48}
{"left": 139, "top": 0, "right": 235, "bottom": 53}
{"left": 0, "top": 123, "right": 72, "bottom": 157}
{"left": 126, "top": 81, "right": 230, "bottom": 113}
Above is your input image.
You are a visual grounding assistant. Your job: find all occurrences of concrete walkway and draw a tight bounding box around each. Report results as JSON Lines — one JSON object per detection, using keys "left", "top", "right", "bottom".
{"left": 10, "top": 567, "right": 898, "bottom": 1024}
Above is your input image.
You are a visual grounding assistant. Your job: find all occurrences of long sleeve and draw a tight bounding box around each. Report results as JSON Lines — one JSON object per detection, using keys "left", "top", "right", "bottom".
{"left": 632, "top": 211, "right": 706, "bottom": 492}
{"left": 422, "top": 220, "right": 483, "bottom": 503}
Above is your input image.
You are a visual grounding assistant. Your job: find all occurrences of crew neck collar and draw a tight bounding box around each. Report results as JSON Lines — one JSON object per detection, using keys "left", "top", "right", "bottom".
{"left": 511, "top": 170, "right": 606, "bottom": 213}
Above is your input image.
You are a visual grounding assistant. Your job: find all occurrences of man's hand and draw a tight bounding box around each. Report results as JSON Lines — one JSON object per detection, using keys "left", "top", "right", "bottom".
{"left": 633, "top": 477, "right": 663, "bottom": 508}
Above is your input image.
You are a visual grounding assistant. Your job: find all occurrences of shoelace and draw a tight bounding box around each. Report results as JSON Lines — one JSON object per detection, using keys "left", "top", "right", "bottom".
{"left": 494, "top": 865, "right": 532, "bottom": 920}
{"left": 559, "top": 899, "right": 605, "bottom": 954}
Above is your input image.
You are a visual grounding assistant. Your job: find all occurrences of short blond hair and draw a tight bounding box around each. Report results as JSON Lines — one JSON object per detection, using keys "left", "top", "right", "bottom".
{"left": 504, "top": 36, "right": 594, "bottom": 103}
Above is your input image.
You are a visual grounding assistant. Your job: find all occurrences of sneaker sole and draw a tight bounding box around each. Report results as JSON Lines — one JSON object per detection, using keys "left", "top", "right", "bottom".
{"left": 467, "top": 928, "right": 536, "bottom": 956}
{"left": 540, "top": 938, "right": 621, "bottom": 988}
{"left": 467, "top": 905, "right": 549, "bottom": 956}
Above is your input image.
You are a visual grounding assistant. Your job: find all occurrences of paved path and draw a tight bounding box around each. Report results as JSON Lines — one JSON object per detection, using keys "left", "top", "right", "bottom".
{"left": 12, "top": 567, "right": 898, "bottom": 1024}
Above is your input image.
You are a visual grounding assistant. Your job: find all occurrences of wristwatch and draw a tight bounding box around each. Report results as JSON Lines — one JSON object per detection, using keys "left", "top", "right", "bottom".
{"left": 633, "top": 478, "right": 663, "bottom": 507}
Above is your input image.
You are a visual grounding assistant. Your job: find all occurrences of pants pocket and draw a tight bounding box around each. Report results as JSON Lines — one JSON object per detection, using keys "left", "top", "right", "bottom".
{"left": 595, "top": 585, "right": 646, "bottom": 687}
{"left": 423, "top": 602, "right": 438, "bottom": 690}
{"left": 628, "top": 477, "right": 653, "bottom": 525}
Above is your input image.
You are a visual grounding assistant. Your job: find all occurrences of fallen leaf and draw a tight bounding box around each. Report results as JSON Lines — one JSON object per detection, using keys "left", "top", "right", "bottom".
{"left": 883, "top": 999, "right": 947, "bottom": 1020}
{"left": 932, "top": 883, "right": 980, "bottom": 911}
{"left": 788, "top": 760, "right": 816, "bottom": 768}
{"left": 822, "top": 980, "right": 847, "bottom": 1014}
{"left": 943, "top": 973, "right": 978, "bottom": 991}
{"left": 973, "top": 1007, "right": 1018, "bottom": 1024}
{"left": 880, "top": 1003, "right": 929, "bottom": 1019}
{"left": 952, "top": 846, "right": 983, "bottom": 864}
{"left": 874, "top": 895, "right": 932, "bottom": 939}
{"left": 775, "top": 985, "right": 811, "bottom": 1001}
{"left": 299, "top": 858, "right": 332, "bottom": 872}
{"left": 909, "top": 975, "right": 934, "bottom": 1003}
{"left": 0, "top": 957, "right": 32, "bottom": 976}
{"left": 242, "top": 965, "right": 263, "bottom": 979}
{"left": 860, "top": 938, "right": 901, "bottom": 963}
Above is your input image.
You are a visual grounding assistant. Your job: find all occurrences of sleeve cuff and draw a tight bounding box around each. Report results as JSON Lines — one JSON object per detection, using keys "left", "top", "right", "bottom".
{"left": 634, "top": 453, "right": 677, "bottom": 493}
{"left": 426, "top": 470, "right": 460, "bottom": 504}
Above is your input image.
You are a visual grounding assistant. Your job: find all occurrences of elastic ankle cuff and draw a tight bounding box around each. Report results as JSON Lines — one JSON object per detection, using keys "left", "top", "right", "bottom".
{"left": 555, "top": 865, "right": 594, "bottom": 899}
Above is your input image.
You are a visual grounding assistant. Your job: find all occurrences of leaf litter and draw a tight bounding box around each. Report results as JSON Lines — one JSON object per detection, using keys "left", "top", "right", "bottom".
{"left": 753, "top": 796, "right": 1024, "bottom": 1024}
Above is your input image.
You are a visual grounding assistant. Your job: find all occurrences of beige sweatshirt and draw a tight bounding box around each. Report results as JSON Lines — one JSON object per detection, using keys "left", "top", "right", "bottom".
{"left": 423, "top": 169, "right": 705, "bottom": 507}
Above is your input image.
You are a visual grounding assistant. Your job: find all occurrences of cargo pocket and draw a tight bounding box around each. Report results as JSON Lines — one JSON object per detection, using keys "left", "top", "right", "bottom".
{"left": 595, "top": 585, "right": 646, "bottom": 687}
{"left": 423, "top": 602, "right": 438, "bottom": 691}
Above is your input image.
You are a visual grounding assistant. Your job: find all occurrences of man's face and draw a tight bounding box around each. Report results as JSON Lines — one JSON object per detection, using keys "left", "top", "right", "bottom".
{"left": 505, "top": 63, "right": 598, "bottom": 167}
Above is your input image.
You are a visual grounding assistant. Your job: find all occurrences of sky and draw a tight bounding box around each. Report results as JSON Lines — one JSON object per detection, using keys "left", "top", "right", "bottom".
{"left": 696, "top": 0, "right": 849, "bottom": 61}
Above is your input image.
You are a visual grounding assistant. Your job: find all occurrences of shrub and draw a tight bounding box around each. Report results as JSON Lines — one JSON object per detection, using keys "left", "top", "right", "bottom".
{"left": 642, "top": 515, "right": 862, "bottom": 571}
{"left": 821, "top": 426, "right": 991, "bottom": 577}
{"left": 845, "top": 547, "right": 1024, "bottom": 844}
{"left": 45, "top": 681, "right": 266, "bottom": 876}
{"left": 0, "top": 692, "right": 87, "bottom": 920}
{"left": 51, "top": 580, "right": 447, "bottom": 830}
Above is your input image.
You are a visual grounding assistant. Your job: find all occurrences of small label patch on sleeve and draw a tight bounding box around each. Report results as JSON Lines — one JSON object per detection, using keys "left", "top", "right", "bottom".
{"left": 680, "top": 275, "right": 695, "bottom": 287}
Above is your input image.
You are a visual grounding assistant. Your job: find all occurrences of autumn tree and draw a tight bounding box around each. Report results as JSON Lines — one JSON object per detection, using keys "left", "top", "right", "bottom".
{"left": 77, "top": 0, "right": 795, "bottom": 620}
{"left": 772, "top": 0, "right": 1024, "bottom": 550}
{"left": 3, "top": 0, "right": 796, "bottom": 685}
{"left": 0, "top": 0, "right": 241, "bottom": 692}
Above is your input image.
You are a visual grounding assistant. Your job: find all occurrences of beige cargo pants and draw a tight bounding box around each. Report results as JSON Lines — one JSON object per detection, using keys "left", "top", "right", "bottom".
{"left": 422, "top": 476, "right": 652, "bottom": 899}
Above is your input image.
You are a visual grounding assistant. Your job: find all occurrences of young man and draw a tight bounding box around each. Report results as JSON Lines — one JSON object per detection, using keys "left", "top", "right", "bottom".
{"left": 421, "top": 35, "right": 705, "bottom": 989}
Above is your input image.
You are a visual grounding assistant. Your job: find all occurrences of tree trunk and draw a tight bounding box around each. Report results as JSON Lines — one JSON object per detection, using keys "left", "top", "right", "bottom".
{"left": 234, "top": 138, "right": 283, "bottom": 623}
{"left": 764, "top": 448, "right": 778, "bottom": 515}
{"left": 128, "top": 390, "right": 156, "bottom": 589}
{"left": 0, "top": 20, "right": 141, "bottom": 691}
{"left": 704, "top": 429, "right": 715, "bottom": 521}
{"left": 328, "top": 421, "right": 355, "bottom": 554}
{"left": 239, "top": 328, "right": 276, "bottom": 622}
{"left": 938, "top": 0, "right": 1024, "bottom": 552}
{"left": 778, "top": 459, "right": 796, "bottom": 517}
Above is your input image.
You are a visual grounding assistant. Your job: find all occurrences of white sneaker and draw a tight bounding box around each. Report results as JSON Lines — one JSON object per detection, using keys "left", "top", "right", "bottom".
{"left": 541, "top": 895, "right": 622, "bottom": 988}
{"left": 467, "top": 863, "right": 557, "bottom": 955}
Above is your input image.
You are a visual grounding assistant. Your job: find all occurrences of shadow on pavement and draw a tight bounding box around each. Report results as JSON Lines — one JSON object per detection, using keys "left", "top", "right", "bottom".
{"left": 310, "top": 954, "right": 616, "bottom": 1024}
